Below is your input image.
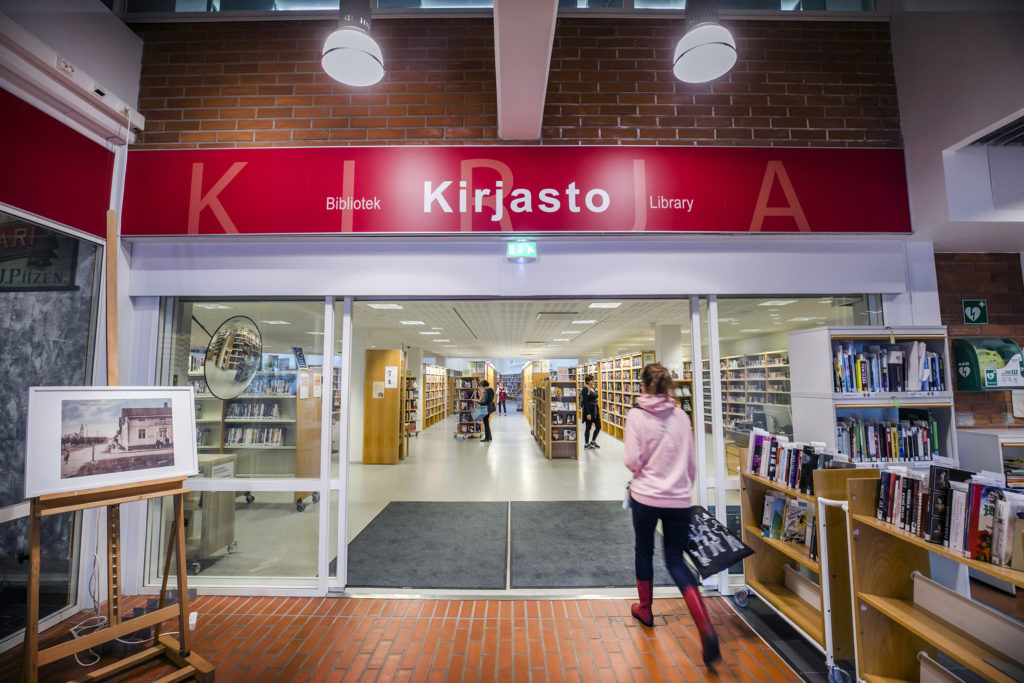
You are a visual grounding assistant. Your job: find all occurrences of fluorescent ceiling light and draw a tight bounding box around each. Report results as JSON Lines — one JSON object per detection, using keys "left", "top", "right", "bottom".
{"left": 367, "top": 303, "right": 403, "bottom": 310}
{"left": 194, "top": 303, "right": 232, "bottom": 310}
{"left": 717, "top": 317, "right": 738, "bottom": 323}
{"left": 554, "top": 338, "right": 569, "bottom": 341}
{"left": 572, "top": 320, "right": 596, "bottom": 325}
{"left": 306, "top": 331, "right": 325, "bottom": 335}
{"left": 399, "top": 321, "right": 425, "bottom": 325}
{"left": 561, "top": 330, "right": 581, "bottom": 335}
{"left": 758, "top": 300, "right": 799, "bottom": 307}
{"left": 431, "top": 327, "right": 444, "bottom": 330}
{"left": 260, "top": 320, "right": 292, "bottom": 325}
{"left": 740, "top": 328, "right": 761, "bottom": 333}
{"left": 787, "top": 317, "right": 817, "bottom": 322}
{"left": 419, "top": 331, "right": 439, "bottom": 335}
{"left": 588, "top": 302, "right": 621, "bottom": 309}
{"left": 435, "top": 339, "right": 450, "bottom": 342}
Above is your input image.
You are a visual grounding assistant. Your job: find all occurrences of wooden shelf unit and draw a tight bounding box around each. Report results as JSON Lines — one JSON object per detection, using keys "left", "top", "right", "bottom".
{"left": 403, "top": 376, "right": 418, "bottom": 437}
{"left": 189, "top": 363, "right": 321, "bottom": 485}
{"left": 846, "top": 476, "right": 1024, "bottom": 683}
{"left": 521, "top": 360, "right": 550, "bottom": 428}
{"left": 499, "top": 373, "right": 520, "bottom": 410}
{"left": 453, "top": 374, "right": 483, "bottom": 438}
{"left": 538, "top": 378, "right": 578, "bottom": 459}
{"left": 422, "top": 363, "right": 448, "bottom": 429}
{"left": 702, "top": 351, "right": 790, "bottom": 431}
{"left": 362, "top": 348, "right": 406, "bottom": 464}
{"left": 739, "top": 467, "right": 880, "bottom": 659}
{"left": 789, "top": 327, "right": 955, "bottom": 467}
{"left": 594, "top": 351, "right": 655, "bottom": 441}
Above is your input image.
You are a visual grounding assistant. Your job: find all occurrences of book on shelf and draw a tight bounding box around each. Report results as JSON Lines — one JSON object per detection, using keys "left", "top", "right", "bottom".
{"left": 832, "top": 340, "right": 945, "bottom": 393}
{"left": 746, "top": 428, "right": 849, "bottom": 495}
{"left": 835, "top": 410, "right": 939, "bottom": 463}
{"left": 781, "top": 498, "right": 810, "bottom": 545}
{"left": 769, "top": 496, "right": 786, "bottom": 540}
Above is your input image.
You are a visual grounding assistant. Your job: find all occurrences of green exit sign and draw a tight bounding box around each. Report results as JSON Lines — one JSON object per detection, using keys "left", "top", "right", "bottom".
{"left": 506, "top": 241, "right": 537, "bottom": 260}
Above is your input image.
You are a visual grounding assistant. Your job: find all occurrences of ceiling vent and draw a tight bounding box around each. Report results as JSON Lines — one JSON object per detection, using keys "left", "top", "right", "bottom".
{"left": 972, "top": 116, "right": 1024, "bottom": 146}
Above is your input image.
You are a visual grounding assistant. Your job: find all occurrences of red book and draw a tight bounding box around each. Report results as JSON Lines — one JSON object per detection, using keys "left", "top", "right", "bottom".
{"left": 966, "top": 483, "right": 1000, "bottom": 562}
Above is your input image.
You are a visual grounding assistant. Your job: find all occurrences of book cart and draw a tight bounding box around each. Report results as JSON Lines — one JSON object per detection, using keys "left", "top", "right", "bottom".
{"left": 738, "top": 460, "right": 880, "bottom": 683}
{"left": 845, "top": 476, "right": 1024, "bottom": 683}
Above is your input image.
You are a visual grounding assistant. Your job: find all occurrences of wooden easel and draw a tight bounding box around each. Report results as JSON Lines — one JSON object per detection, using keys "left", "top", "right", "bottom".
{"left": 22, "top": 478, "right": 214, "bottom": 683}
{"left": 22, "top": 210, "right": 213, "bottom": 681}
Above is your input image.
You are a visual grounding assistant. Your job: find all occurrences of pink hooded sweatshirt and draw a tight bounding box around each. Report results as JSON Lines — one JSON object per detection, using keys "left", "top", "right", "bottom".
{"left": 624, "top": 393, "right": 696, "bottom": 509}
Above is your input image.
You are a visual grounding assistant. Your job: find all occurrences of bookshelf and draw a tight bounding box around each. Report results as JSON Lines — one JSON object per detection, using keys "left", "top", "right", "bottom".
{"left": 190, "top": 362, "right": 321, "bottom": 509}
{"left": 739, "top": 457, "right": 880, "bottom": 663}
{"left": 596, "top": 351, "right": 655, "bottom": 441}
{"left": 521, "top": 360, "right": 550, "bottom": 427}
{"left": 702, "top": 351, "right": 790, "bottom": 431}
{"left": 403, "top": 376, "right": 419, "bottom": 438}
{"left": 846, "top": 476, "right": 1024, "bottom": 683}
{"left": 957, "top": 429, "right": 1024, "bottom": 490}
{"left": 537, "top": 378, "right": 578, "bottom": 459}
{"left": 362, "top": 348, "right": 406, "bottom": 464}
{"left": 453, "top": 375, "right": 482, "bottom": 438}
{"left": 422, "top": 364, "right": 448, "bottom": 429}
{"left": 788, "top": 327, "right": 956, "bottom": 467}
{"left": 499, "top": 373, "right": 520, "bottom": 410}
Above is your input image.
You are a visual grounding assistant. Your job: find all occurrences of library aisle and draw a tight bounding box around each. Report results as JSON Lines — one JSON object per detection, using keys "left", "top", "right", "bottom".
{"left": 346, "top": 411, "right": 629, "bottom": 542}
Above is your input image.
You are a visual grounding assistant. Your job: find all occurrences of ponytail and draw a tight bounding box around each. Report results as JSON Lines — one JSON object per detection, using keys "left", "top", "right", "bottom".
{"left": 641, "top": 362, "right": 673, "bottom": 397}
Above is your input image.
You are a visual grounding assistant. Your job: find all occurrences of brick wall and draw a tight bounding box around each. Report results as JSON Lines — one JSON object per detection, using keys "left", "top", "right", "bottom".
{"left": 937, "top": 253, "right": 1024, "bottom": 429}
{"left": 131, "top": 17, "right": 900, "bottom": 149}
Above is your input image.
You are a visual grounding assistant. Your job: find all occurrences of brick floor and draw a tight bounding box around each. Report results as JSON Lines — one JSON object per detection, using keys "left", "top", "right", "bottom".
{"left": 1, "top": 595, "right": 801, "bottom": 681}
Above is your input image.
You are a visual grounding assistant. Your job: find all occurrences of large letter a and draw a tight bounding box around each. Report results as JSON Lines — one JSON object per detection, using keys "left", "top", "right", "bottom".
{"left": 749, "top": 161, "right": 810, "bottom": 232}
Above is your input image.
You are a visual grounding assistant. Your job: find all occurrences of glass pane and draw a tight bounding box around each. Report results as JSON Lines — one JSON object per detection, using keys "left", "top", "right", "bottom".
{"left": 329, "top": 489, "right": 339, "bottom": 579}
{"left": 0, "top": 213, "right": 100, "bottom": 509}
{"left": 161, "top": 300, "right": 326, "bottom": 479}
{"left": 331, "top": 301, "right": 345, "bottom": 475}
{"left": 0, "top": 514, "right": 80, "bottom": 641}
{"left": 154, "top": 490, "right": 318, "bottom": 580}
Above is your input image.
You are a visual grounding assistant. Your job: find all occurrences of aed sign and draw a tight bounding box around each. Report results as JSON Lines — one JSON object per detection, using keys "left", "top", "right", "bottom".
{"left": 962, "top": 299, "right": 988, "bottom": 325}
{"left": 506, "top": 241, "right": 537, "bottom": 261}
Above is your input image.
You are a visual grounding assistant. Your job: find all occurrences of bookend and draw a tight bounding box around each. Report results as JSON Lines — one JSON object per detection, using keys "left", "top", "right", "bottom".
{"left": 21, "top": 477, "right": 214, "bottom": 683}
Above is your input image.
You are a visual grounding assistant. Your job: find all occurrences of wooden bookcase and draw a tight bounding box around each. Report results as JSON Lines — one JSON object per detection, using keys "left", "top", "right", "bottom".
{"left": 521, "top": 360, "right": 549, "bottom": 427}
{"left": 538, "top": 378, "right": 578, "bottom": 459}
{"left": 422, "top": 363, "right": 448, "bottom": 429}
{"left": 499, "top": 372, "right": 520, "bottom": 410}
{"left": 739, "top": 466, "right": 880, "bottom": 660}
{"left": 362, "top": 348, "right": 406, "bottom": 464}
{"left": 595, "top": 351, "right": 654, "bottom": 441}
{"left": 789, "top": 326, "right": 955, "bottom": 466}
{"left": 190, "top": 363, "right": 320, "bottom": 485}
{"left": 403, "top": 376, "right": 418, "bottom": 438}
{"left": 846, "top": 476, "right": 1024, "bottom": 683}
{"left": 453, "top": 374, "right": 483, "bottom": 438}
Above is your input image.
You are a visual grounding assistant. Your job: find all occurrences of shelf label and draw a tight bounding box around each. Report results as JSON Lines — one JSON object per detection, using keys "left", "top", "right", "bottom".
{"left": 384, "top": 366, "right": 399, "bottom": 388}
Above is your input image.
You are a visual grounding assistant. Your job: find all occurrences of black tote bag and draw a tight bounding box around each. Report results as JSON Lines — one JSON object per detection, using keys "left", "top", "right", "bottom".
{"left": 685, "top": 505, "right": 755, "bottom": 579}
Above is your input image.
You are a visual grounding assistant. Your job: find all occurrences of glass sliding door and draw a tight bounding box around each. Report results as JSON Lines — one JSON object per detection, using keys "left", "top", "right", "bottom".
{"left": 0, "top": 208, "right": 101, "bottom": 648}
{"left": 149, "top": 299, "right": 334, "bottom": 591}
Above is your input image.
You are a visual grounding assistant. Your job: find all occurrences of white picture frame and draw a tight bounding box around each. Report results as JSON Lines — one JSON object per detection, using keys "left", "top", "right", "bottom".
{"left": 25, "top": 386, "right": 199, "bottom": 498}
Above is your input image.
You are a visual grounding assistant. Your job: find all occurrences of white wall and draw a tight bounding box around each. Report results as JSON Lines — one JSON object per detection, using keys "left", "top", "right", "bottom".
{"left": 0, "top": 0, "right": 143, "bottom": 107}
{"left": 127, "top": 238, "right": 913, "bottom": 298}
{"left": 890, "top": 8, "right": 1024, "bottom": 251}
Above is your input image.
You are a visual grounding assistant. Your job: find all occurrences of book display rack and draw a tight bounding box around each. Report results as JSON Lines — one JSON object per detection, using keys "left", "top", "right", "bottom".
{"left": 454, "top": 375, "right": 482, "bottom": 439}
{"left": 788, "top": 327, "right": 955, "bottom": 467}
{"left": 532, "top": 377, "right": 578, "bottom": 459}
{"left": 846, "top": 476, "right": 1024, "bottom": 683}
{"left": 597, "top": 351, "right": 655, "bottom": 440}
{"left": 738, "top": 431, "right": 880, "bottom": 675}
{"left": 422, "top": 364, "right": 449, "bottom": 429}
{"left": 521, "top": 360, "right": 550, "bottom": 428}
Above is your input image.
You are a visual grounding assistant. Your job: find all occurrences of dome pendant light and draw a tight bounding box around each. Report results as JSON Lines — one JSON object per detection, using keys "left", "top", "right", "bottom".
{"left": 322, "top": 0, "right": 384, "bottom": 87}
{"left": 673, "top": 0, "right": 736, "bottom": 84}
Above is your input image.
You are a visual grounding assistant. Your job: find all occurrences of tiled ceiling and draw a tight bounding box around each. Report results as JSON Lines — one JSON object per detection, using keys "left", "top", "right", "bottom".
{"left": 184, "top": 297, "right": 871, "bottom": 362}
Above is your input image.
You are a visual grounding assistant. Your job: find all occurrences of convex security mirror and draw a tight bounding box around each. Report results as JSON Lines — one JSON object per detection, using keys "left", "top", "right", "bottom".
{"left": 204, "top": 316, "right": 263, "bottom": 399}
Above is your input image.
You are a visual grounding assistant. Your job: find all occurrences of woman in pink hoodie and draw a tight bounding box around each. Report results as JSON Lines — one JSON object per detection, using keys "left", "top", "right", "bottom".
{"left": 625, "top": 363, "right": 720, "bottom": 667}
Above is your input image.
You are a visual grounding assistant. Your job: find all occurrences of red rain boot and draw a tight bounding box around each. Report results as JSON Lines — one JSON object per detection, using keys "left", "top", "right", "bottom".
{"left": 683, "top": 585, "right": 721, "bottom": 667}
{"left": 630, "top": 580, "right": 654, "bottom": 627}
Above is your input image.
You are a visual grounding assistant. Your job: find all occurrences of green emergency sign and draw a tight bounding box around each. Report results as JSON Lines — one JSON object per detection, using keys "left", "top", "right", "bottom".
{"left": 506, "top": 241, "right": 537, "bottom": 260}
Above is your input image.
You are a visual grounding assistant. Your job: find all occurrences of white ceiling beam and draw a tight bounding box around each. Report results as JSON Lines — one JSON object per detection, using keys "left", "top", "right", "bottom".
{"left": 493, "top": 0, "right": 559, "bottom": 140}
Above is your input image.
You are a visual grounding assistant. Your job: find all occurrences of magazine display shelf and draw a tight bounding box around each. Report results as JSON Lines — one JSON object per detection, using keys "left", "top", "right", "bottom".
{"left": 845, "top": 477, "right": 1024, "bottom": 683}
{"left": 738, "top": 467, "right": 880, "bottom": 682}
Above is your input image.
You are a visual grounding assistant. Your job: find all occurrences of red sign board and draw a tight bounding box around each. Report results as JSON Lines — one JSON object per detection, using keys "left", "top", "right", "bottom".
{"left": 122, "top": 146, "right": 911, "bottom": 236}
{"left": 0, "top": 88, "right": 114, "bottom": 238}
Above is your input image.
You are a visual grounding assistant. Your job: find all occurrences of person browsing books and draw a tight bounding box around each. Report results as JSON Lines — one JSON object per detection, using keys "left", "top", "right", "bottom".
{"left": 476, "top": 380, "right": 496, "bottom": 442}
{"left": 580, "top": 375, "right": 601, "bottom": 449}
{"left": 624, "top": 362, "right": 720, "bottom": 667}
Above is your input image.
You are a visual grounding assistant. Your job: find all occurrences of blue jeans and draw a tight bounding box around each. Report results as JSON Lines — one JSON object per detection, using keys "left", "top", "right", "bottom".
{"left": 631, "top": 497, "right": 697, "bottom": 591}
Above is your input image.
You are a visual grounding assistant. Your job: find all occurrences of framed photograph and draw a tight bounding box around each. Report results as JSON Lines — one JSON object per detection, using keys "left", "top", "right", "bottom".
{"left": 25, "top": 386, "right": 198, "bottom": 498}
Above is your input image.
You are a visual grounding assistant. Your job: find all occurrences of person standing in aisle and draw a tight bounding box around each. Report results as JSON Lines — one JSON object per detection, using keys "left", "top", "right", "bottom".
{"left": 624, "top": 363, "right": 720, "bottom": 667}
{"left": 476, "top": 380, "right": 496, "bottom": 442}
{"left": 581, "top": 375, "right": 601, "bottom": 449}
{"left": 497, "top": 381, "right": 508, "bottom": 415}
